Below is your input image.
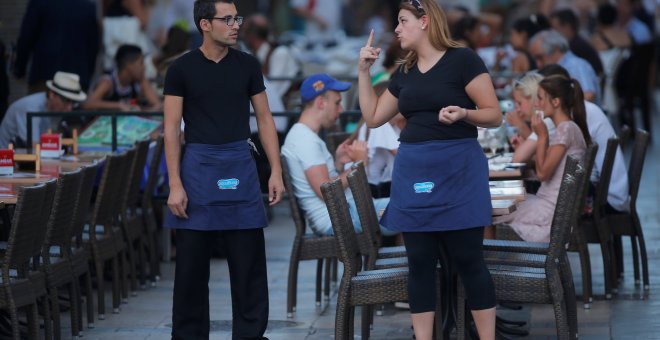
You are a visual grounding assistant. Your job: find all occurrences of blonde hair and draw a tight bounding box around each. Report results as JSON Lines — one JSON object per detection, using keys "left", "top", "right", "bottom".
{"left": 398, "top": 0, "right": 463, "bottom": 73}
{"left": 513, "top": 72, "right": 543, "bottom": 99}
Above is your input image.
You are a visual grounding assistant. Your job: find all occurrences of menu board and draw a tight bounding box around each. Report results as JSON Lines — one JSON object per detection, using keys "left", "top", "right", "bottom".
{"left": 78, "top": 116, "right": 162, "bottom": 147}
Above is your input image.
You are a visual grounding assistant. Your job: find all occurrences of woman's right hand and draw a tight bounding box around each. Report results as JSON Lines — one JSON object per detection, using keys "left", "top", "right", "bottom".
{"left": 531, "top": 111, "right": 547, "bottom": 139}
{"left": 359, "top": 29, "right": 382, "bottom": 72}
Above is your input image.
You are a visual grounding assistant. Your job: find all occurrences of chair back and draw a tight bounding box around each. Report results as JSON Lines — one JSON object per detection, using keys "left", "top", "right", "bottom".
{"left": 123, "top": 139, "right": 151, "bottom": 214}
{"left": 141, "top": 136, "right": 164, "bottom": 212}
{"left": 593, "top": 138, "right": 620, "bottom": 218}
{"left": 72, "top": 163, "right": 100, "bottom": 247}
{"left": 547, "top": 156, "right": 585, "bottom": 265}
{"left": 88, "top": 152, "right": 129, "bottom": 238}
{"left": 43, "top": 169, "right": 84, "bottom": 258}
{"left": 627, "top": 129, "right": 649, "bottom": 209}
{"left": 281, "top": 154, "right": 308, "bottom": 236}
{"left": 578, "top": 144, "right": 598, "bottom": 216}
{"left": 3, "top": 183, "right": 48, "bottom": 278}
{"left": 347, "top": 163, "right": 379, "bottom": 266}
{"left": 322, "top": 178, "right": 362, "bottom": 277}
{"left": 31, "top": 179, "right": 57, "bottom": 262}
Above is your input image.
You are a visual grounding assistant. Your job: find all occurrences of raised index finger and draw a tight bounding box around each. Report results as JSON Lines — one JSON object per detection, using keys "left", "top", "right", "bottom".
{"left": 365, "top": 29, "right": 374, "bottom": 48}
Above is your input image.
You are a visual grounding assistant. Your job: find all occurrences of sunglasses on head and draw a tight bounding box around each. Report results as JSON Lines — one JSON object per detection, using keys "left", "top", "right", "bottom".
{"left": 407, "top": 0, "right": 425, "bottom": 15}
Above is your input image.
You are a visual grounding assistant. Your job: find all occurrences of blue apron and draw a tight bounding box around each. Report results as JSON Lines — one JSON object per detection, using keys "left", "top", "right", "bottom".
{"left": 380, "top": 138, "right": 491, "bottom": 232}
{"left": 164, "top": 141, "right": 267, "bottom": 231}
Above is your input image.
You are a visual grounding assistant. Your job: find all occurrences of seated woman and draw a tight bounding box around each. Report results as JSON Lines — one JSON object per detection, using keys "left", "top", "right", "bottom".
{"left": 494, "top": 74, "right": 590, "bottom": 242}
{"left": 506, "top": 72, "right": 556, "bottom": 163}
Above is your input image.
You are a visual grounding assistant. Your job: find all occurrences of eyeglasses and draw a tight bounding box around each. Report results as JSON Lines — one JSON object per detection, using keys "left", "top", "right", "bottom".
{"left": 210, "top": 15, "right": 243, "bottom": 26}
{"left": 407, "top": 0, "right": 425, "bottom": 15}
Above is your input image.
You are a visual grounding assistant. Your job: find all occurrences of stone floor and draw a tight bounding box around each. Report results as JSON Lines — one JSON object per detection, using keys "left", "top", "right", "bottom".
{"left": 54, "top": 98, "right": 659, "bottom": 339}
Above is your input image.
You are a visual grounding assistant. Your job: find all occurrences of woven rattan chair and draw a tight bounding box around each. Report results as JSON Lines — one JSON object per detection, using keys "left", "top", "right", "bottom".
{"left": 281, "top": 155, "right": 336, "bottom": 318}
{"left": 140, "top": 136, "right": 165, "bottom": 285}
{"left": 321, "top": 178, "right": 409, "bottom": 340}
{"left": 40, "top": 169, "right": 84, "bottom": 338}
{"left": 84, "top": 151, "right": 131, "bottom": 319}
{"left": 348, "top": 162, "right": 407, "bottom": 269}
{"left": 610, "top": 129, "right": 650, "bottom": 289}
{"left": 570, "top": 139, "right": 620, "bottom": 301}
{"left": 464, "top": 156, "right": 585, "bottom": 340}
{"left": 118, "top": 139, "right": 150, "bottom": 292}
{"left": 0, "top": 182, "right": 54, "bottom": 339}
{"left": 71, "top": 163, "right": 100, "bottom": 329}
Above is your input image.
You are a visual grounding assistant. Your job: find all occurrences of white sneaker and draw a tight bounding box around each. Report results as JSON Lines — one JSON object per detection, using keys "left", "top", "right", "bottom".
{"left": 394, "top": 301, "right": 410, "bottom": 310}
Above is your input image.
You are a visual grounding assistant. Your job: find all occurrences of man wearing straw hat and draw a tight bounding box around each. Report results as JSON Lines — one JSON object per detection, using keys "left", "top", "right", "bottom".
{"left": 0, "top": 71, "right": 87, "bottom": 148}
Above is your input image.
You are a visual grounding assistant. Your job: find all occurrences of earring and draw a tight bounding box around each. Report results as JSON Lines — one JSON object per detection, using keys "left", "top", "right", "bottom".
{"left": 421, "top": 25, "right": 426, "bottom": 30}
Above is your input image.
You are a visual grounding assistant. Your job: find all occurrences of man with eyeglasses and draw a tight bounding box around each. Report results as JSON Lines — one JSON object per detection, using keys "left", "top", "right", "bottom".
{"left": 0, "top": 71, "right": 86, "bottom": 148}
{"left": 162, "top": 1, "right": 284, "bottom": 339}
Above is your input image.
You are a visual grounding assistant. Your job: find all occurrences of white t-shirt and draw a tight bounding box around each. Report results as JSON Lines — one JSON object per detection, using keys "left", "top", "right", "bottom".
{"left": 255, "top": 43, "right": 300, "bottom": 100}
{"left": 291, "top": 0, "right": 342, "bottom": 41}
{"left": 584, "top": 101, "right": 629, "bottom": 211}
{"left": 249, "top": 77, "right": 287, "bottom": 133}
{"left": 282, "top": 123, "right": 350, "bottom": 234}
{"left": 357, "top": 123, "right": 400, "bottom": 185}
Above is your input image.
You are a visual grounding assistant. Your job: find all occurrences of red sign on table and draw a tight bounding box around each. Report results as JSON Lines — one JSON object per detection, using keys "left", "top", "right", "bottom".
{"left": 0, "top": 149, "right": 14, "bottom": 175}
{"left": 40, "top": 133, "right": 62, "bottom": 158}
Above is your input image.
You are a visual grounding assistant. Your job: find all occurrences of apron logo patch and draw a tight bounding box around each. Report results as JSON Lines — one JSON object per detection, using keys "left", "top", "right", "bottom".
{"left": 414, "top": 182, "right": 434, "bottom": 193}
{"left": 217, "top": 178, "right": 240, "bottom": 190}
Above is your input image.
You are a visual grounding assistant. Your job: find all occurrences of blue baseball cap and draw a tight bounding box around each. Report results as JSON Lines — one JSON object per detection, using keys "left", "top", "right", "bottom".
{"left": 300, "top": 73, "right": 352, "bottom": 103}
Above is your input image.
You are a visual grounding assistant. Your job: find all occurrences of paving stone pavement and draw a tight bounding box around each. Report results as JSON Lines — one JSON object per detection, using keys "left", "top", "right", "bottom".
{"left": 52, "top": 96, "right": 659, "bottom": 339}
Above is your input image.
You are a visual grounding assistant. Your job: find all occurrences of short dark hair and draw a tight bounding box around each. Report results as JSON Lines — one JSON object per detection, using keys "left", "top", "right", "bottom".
{"left": 597, "top": 4, "right": 617, "bottom": 26}
{"left": 537, "top": 63, "right": 570, "bottom": 79}
{"left": 193, "top": 0, "right": 234, "bottom": 34}
{"left": 512, "top": 13, "right": 550, "bottom": 39}
{"left": 115, "top": 44, "right": 143, "bottom": 70}
{"left": 550, "top": 9, "right": 579, "bottom": 33}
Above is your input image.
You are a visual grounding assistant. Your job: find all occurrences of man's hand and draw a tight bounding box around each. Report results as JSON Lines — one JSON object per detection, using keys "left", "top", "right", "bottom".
{"left": 335, "top": 139, "right": 352, "bottom": 164}
{"left": 167, "top": 185, "right": 189, "bottom": 219}
{"left": 268, "top": 173, "right": 285, "bottom": 206}
{"left": 348, "top": 140, "right": 368, "bottom": 163}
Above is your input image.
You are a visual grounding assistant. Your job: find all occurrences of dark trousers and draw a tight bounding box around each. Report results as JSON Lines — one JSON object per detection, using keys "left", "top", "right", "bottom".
{"left": 403, "top": 227, "right": 496, "bottom": 312}
{"left": 172, "top": 228, "right": 269, "bottom": 340}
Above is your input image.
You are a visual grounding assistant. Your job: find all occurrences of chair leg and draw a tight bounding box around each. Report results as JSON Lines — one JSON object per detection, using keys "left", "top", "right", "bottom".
{"left": 84, "top": 270, "right": 95, "bottom": 328}
{"left": 95, "top": 260, "right": 106, "bottom": 320}
{"left": 613, "top": 236, "right": 623, "bottom": 280}
{"left": 26, "top": 303, "right": 39, "bottom": 340}
{"left": 559, "top": 254, "right": 578, "bottom": 339}
{"left": 630, "top": 236, "right": 641, "bottom": 286}
{"left": 49, "top": 288, "right": 62, "bottom": 340}
{"left": 332, "top": 258, "right": 338, "bottom": 284}
{"left": 112, "top": 256, "right": 122, "bottom": 313}
{"left": 634, "top": 215, "right": 650, "bottom": 290}
{"left": 600, "top": 239, "right": 615, "bottom": 298}
{"left": 9, "top": 303, "right": 21, "bottom": 340}
{"left": 361, "top": 305, "right": 371, "bottom": 340}
{"left": 286, "top": 250, "right": 300, "bottom": 317}
{"left": 68, "top": 282, "right": 80, "bottom": 337}
{"left": 324, "top": 257, "right": 331, "bottom": 300}
{"left": 335, "top": 281, "right": 351, "bottom": 340}
{"left": 456, "top": 282, "right": 467, "bottom": 340}
{"left": 41, "top": 295, "right": 53, "bottom": 340}
{"left": 577, "top": 243, "right": 593, "bottom": 308}
{"left": 315, "top": 259, "right": 323, "bottom": 306}
{"left": 120, "top": 250, "right": 130, "bottom": 302}
{"left": 550, "top": 288, "right": 570, "bottom": 340}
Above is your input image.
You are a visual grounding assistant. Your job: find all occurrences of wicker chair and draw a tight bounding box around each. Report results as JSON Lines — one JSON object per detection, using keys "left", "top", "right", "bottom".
{"left": 463, "top": 156, "right": 585, "bottom": 340}
{"left": 348, "top": 162, "right": 407, "bottom": 269}
{"left": 0, "top": 182, "right": 54, "bottom": 339}
{"left": 71, "top": 163, "right": 100, "bottom": 329}
{"left": 84, "top": 151, "right": 131, "bottom": 319}
{"left": 140, "top": 136, "right": 165, "bottom": 285}
{"left": 321, "top": 178, "right": 409, "bottom": 340}
{"left": 610, "top": 129, "right": 650, "bottom": 289}
{"left": 281, "top": 155, "right": 337, "bottom": 318}
{"left": 118, "top": 139, "right": 151, "bottom": 292}
{"left": 570, "top": 138, "right": 620, "bottom": 301}
{"left": 40, "top": 169, "right": 85, "bottom": 338}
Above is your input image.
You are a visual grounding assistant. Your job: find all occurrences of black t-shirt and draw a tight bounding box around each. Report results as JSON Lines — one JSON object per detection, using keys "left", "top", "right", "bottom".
{"left": 164, "top": 48, "right": 265, "bottom": 145}
{"left": 388, "top": 48, "right": 487, "bottom": 143}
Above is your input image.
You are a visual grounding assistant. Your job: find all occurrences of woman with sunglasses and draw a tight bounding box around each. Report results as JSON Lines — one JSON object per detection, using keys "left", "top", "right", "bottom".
{"left": 358, "top": 0, "right": 501, "bottom": 338}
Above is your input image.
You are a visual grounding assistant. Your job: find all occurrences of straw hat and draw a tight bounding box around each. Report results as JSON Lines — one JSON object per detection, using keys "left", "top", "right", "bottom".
{"left": 45, "top": 71, "right": 87, "bottom": 102}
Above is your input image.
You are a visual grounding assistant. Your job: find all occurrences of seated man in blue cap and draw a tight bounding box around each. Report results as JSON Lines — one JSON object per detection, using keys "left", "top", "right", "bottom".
{"left": 282, "top": 73, "right": 396, "bottom": 236}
